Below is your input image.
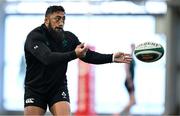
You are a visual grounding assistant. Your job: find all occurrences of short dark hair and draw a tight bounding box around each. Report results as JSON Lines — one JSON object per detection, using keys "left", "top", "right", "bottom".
{"left": 45, "top": 5, "right": 65, "bottom": 17}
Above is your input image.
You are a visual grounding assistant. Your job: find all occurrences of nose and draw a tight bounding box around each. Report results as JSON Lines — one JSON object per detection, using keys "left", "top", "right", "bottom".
{"left": 57, "top": 22, "right": 64, "bottom": 27}
{"left": 55, "top": 23, "right": 64, "bottom": 30}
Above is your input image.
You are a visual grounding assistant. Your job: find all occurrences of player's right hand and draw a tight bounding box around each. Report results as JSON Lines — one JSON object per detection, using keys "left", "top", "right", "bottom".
{"left": 75, "top": 43, "right": 88, "bottom": 58}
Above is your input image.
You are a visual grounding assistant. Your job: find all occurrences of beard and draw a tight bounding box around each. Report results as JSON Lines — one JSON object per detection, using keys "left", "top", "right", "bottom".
{"left": 47, "top": 23, "right": 65, "bottom": 43}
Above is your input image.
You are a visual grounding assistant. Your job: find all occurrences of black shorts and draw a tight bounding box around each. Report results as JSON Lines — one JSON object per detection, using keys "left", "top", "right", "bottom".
{"left": 24, "top": 87, "right": 70, "bottom": 110}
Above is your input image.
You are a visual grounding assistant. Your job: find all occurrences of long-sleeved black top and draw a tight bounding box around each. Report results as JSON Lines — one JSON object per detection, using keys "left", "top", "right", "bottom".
{"left": 24, "top": 24, "right": 113, "bottom": 95}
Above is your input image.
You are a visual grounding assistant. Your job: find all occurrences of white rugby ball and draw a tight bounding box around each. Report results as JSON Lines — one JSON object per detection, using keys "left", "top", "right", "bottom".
{"left": 134, "top": 42, "right": 164, "bottom": 62}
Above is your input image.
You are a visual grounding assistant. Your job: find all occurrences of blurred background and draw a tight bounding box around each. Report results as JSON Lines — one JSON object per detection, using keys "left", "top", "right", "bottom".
{"left": 0, "top": 0, "right": 179, "bottom": 115}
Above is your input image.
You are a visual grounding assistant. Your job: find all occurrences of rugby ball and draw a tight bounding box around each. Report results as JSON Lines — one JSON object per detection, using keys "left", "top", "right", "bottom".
{"left": 134, "top": 42, "right": 164, "bottom": 62}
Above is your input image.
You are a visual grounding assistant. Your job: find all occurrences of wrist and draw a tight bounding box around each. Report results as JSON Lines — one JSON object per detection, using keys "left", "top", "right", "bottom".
{"left": 112, "top": 53, "right": 115, "bottom": 62}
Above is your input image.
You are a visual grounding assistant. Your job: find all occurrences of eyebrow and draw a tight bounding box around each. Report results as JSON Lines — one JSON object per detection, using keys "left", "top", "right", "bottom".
{"left": 55, "top": 16, "right": 65, "bottom": 18}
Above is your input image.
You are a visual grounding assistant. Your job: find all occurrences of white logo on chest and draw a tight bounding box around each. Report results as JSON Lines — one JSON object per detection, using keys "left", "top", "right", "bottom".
{"left": 61, "top": 92, "right": 67, "bottom": 98}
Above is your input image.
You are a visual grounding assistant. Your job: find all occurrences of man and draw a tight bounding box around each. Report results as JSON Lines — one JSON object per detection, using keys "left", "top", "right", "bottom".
{"left": 121, "top": 43, "right": 136, "bottom": 114}
{"left": 24, "top": 5, "right": 132, "bottom": 116}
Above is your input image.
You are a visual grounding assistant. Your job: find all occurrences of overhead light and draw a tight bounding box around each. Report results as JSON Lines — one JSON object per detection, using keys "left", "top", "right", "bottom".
{"left": 5, "top": 1, "right": 167, "bottom": 15}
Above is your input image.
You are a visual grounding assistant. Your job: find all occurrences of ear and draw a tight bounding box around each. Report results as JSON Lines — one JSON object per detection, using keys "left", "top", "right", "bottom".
{"left": 44, "top": 17, "right": 49, "bottom": 24}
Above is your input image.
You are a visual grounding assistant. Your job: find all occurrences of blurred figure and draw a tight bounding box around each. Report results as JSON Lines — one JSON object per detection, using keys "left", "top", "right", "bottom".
{"left": 121, "top": 43, "right": 136, "bottom": 114}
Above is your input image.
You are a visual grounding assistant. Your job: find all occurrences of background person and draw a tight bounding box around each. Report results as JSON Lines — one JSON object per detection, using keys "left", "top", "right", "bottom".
{"left": 121, "top": 43, "right": 136, "bottom": 114}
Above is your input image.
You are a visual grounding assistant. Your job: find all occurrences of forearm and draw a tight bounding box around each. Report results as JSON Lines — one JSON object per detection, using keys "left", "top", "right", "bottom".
{"left": 80, "top": 50, "right": 113, "bottom": 64}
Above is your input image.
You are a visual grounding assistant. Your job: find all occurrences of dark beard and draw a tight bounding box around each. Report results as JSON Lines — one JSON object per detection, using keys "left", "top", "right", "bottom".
{"left": 48, "top": 24, "right": 65, "bottom": 43}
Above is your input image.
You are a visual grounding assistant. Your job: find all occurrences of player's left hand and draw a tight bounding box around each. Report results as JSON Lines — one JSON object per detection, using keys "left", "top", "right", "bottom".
{"left": 113, "top": 52, "right": 132, "bottom": 63}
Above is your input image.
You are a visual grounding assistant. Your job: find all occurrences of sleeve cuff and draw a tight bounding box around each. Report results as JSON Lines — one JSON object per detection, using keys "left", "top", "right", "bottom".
{"left": 112, "top": 53, "right": 115, "bottom": 62}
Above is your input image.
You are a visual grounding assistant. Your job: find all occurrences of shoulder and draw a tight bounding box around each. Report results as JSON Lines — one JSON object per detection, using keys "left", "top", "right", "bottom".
{"left": 26, "top": 25, "right": 45, "bottom": 42}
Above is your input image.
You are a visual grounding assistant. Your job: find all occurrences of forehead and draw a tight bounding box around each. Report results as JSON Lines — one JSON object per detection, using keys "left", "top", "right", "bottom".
{"left": 49, "top": 11, "right": 65, "bottom": 17}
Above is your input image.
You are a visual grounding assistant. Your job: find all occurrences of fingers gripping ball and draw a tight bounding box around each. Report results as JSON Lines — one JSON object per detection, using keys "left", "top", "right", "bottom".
{"left": 134, "top": 42, "right": 164, "bottom": 62}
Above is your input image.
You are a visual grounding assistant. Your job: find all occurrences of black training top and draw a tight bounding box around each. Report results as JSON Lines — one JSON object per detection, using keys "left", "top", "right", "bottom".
{"left": 24, "top": 24, "right": 113, "bottom": 95}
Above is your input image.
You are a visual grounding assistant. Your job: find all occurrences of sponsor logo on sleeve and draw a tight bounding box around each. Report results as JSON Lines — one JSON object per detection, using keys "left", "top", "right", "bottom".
{"left": 25, "top": 98, "right": 35, "bottom": 104}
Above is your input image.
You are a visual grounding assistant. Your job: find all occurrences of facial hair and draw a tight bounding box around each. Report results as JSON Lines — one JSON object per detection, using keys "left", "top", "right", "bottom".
{"left": 47, "top": 23, "right": 65, "bottom": 43}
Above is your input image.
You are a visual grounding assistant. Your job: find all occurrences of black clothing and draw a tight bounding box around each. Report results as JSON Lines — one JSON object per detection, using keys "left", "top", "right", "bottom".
{"left": 125, "top": 59, "right": 135, "bottom": 93}
{"left": 24, "top": 24, "right": 113, "bottom": 108}
{"left": 24, "top": 86, "right": 69, "bottom": 110}
{"left": 129, "top": 59, "right": 135, "bottom": 80}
